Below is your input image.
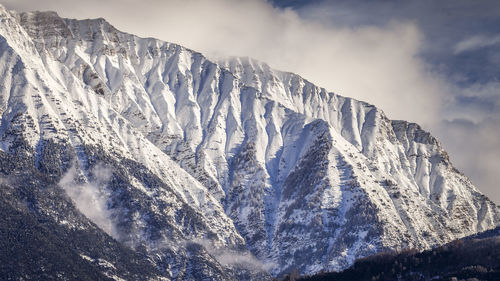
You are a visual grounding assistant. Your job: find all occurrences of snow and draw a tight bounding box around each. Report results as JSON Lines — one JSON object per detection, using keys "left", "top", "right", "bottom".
{"left": 0, "top": 6, "right": 497, "bottom": 277}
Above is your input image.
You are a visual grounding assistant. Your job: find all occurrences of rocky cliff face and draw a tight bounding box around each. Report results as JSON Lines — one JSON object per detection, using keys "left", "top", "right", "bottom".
{"left": 0, "top": 6, "right": 497, "bottom": 279}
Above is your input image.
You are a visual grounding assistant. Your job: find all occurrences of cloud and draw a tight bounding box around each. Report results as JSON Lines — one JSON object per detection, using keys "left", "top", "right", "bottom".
{"left": 435, "top": 117, "right": 500, "bottom": 204}
{"left": 59, "top": 163, "right": 118, "bottom": 238}
{"left": 150, "top": 237, "right": 274, "bottom": 272}
{"left": 434, "top": 80, "right": 500, "bottom": 204}
{"left": 454, "top": 34, "right": 500, "bottom": 54}
{"left": 443, "top": 81, "right": 500, "bottom": 121}
{"left": 193, "top": 238, "right": 275, "bottom": 272}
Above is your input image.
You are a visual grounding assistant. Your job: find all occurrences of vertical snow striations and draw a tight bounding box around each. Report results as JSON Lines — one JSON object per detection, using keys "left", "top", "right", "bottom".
{"left": 220, "top": 57, "right": 499, "bottom": 274}
{"left": 0, "top": 6, "right": 497, "bottom": 278}
{"left": 1, "top": 7, "right": 271, "bottom": 280}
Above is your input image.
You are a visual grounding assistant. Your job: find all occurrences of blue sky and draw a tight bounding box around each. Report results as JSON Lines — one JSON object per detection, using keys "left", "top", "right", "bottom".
{"left": 3, "top": 0, "right": 499, "bottom": 203}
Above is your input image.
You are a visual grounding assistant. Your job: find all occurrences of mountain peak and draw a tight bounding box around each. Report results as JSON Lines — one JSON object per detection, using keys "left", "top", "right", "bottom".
{"left": 0, "top": 5, "right": 497, "bottom": 279}
{"left": 15, "top": 10, "right": 71, "bottom": 38}
{"left": 15, "top": 9, "right": 123, "bottom": 44}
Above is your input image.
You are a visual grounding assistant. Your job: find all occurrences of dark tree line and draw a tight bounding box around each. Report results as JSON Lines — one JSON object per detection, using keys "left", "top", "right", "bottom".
{"left": 281, "top": 228, "right": 500, "bottom": 281}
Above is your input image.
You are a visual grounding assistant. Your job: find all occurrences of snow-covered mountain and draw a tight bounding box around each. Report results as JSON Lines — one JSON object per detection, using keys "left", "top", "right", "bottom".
{"left": 0, "top": 5, "right": 498, "bottom": 279}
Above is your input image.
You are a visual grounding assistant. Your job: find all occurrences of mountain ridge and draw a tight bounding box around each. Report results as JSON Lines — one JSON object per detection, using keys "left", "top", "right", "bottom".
{"left": 0, "top": 5, "right": 497, "bottom": 279}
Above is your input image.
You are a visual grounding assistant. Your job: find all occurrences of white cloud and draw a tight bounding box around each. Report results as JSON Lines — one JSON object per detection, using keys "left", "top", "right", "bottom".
{"left": 443, "top": 81, "right": 500, "bottom": 122}
{"left": 59, "top": 163, "right": 118, "bottom": 238}
{"left": 454, "top": 34, "right": 500, "bottom": 54}
{"left": 435, "top": 117, "right": 500, "bottom": 204}
{"left": 193, "top": 238, "right": 275, "bottom": 271}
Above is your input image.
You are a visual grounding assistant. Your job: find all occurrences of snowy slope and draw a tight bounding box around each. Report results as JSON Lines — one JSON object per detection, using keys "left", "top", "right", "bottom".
{"left": 0, "top": 7, "right": 268, "bottom": 280}
{"left": 220, "top": 57, "right": 499, "bottom": 273}
{"left": 2, "top": 7, "right": 244, "bottom": 249}
{"left": 0, "top": 6, "right": 497, "bottom": 278}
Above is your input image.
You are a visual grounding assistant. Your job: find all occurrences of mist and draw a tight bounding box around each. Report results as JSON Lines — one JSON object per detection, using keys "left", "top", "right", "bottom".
{"left": 59, "top": 163, "right": 118, "bottom": 239}
{"left": 194, "top": 238, "right": 275, "bottom": 272}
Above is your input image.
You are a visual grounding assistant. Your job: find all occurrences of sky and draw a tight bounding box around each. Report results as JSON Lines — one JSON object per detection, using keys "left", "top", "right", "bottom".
{"left": 2, "top": 0, "right": 499, "bottom": 204}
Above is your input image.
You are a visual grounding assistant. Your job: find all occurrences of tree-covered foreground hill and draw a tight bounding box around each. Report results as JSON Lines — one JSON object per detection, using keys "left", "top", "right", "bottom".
{"left": 284, "top": 227, "right": 500, "bottom": 281}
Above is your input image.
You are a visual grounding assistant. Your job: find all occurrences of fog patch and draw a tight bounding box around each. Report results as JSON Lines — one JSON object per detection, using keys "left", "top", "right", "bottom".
{"left": 435, "top": 117, "right": 500, "bottom": 204}
{"left": 59, "top": 163, "right": 118, "bottom": 238}
{"left": 193, "top": 238, "right": 275, "bottom": 272}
